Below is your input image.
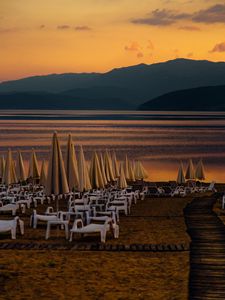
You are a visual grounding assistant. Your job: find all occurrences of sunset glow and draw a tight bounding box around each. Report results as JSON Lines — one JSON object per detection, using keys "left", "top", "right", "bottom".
{"left": 1, "top": 0, "right": 225, "bottom": 81}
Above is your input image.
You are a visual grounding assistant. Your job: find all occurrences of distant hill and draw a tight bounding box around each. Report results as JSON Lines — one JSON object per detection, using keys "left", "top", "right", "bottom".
{"left": 139, "top": 85, "right": 225, "bottom": 111}
{"left": 1, "top": 58, "right": 225, "bottom": 109}
{"left": 0, "top": 92, "right": 130, "bottom": 110}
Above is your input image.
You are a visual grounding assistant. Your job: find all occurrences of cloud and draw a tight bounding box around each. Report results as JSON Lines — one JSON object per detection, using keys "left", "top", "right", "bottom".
{"left": 187, "top": 52, "right": 194, "bottom": 58}
{"left": 137, "top": 52, "right": 144, "bottom": 58}
{"left": 75, "top": 25, "right": 91, "bottom": 31}
{"left": 193, "top": 4, "right": 225, "bottom": 23}
{"left": 57, "top": 25, "right": 70, "bottom": 30}
{"left": 124, "top": 41, "right": 140, "bottom": 51}
{"left": 131, "top": 9, "right": 190, "bottom": 26}
{"left": 147, "top": 40, "right": 154, "bottom": 50}
{"left": 0, "top": 27, "right": 19, "bottom": 33}
{"left": 209, "top": 42, "right": 225, "bottom": 53}
{"left": 179, "top": 25, "right": 200, "bottom": 31}
{"left": 131, "top": 4, "right": 225, "bottom": 27}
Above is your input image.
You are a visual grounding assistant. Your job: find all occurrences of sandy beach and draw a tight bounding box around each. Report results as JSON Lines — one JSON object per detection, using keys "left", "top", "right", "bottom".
{"left": 0, "top": 195, "right": 194, "bottom": 299}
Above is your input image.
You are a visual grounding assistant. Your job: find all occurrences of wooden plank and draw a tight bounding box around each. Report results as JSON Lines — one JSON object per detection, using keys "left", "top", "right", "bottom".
{"left": 184, "top": 194, "right": 225, "bottom": 300}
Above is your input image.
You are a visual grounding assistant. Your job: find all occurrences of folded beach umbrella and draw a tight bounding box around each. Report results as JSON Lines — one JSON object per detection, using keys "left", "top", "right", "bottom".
{"left": 99, "top": 152, "right": 107, "bottom": 185}
{"left": 77, "top": 145, "right": 92, "bottom": 192}
{"left": 104, "top": 150, "right": 115, "bottom": 182}
{"left": 3, "top": 149, "right": 17, "bottom": 185}
{"left": 134, "top": 161, "right": 148, "bottom": 180}
{"left": 112, "top": 151, "right": 120, "bottom": 178}
{"left": 124, "top": 155, "right": 130, "bottom": 180}
{"left": 40, "top": 160, "right": 47, "bottom": 186}
{"left": 185, "top": 159, "right": 195, "bottom": 180}
{"left": 89, "top": 152, "right": 105, "bottom": 189}
{"left": 46, "top": 132, "right": 69, "bottom": 199}
{"left": 128, "top": 160, "right": 135, "bottom": 182}
{"left": 28, "top": 149, "right": 40, "bottom": 179}
{"left": 65, "top": 134, "right": 79, "bottom": 191}
{"left": 0, "top": 156, "right": 5, "bottom": 180}
{"left": 17, "top": 151, "right": 27, "bottom": 182}
{"left": 176, "top": 162, "right": 185, "bottom": 185}
{"left": 195, "top": 159, "right": 205, "bottom": 181}
{"left": 118, "top": 162, "right": 127, "bottom": 189}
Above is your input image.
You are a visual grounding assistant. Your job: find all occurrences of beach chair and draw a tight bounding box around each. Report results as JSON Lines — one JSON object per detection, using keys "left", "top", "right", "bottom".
{"left": 0, "top": 201, "right": 19, "bottom": 216}
{"left": 30, "top": 209, "right": 59, "bottom": 228}
{"left": 86, "top": 210, "right": 119, "bottom": 238}
{"left": 0, "top": 216, "right": 24, "bottom": 239}
{"left": 69, "top": 217, "right": 115, "bottom": 243}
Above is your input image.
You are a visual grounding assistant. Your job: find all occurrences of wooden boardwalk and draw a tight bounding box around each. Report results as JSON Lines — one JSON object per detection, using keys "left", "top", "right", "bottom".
{"left": 184, "top": 194, "right": 225, "bottom": 300}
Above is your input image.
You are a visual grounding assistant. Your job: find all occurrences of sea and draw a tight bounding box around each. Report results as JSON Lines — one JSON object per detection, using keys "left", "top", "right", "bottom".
{"left": 0, "top": 110, "right": 225, "bottom": 183}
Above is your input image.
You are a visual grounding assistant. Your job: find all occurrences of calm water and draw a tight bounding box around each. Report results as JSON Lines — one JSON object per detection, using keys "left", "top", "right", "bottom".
{"left": 0, "top": 110, "right": 225, "bottom": 182}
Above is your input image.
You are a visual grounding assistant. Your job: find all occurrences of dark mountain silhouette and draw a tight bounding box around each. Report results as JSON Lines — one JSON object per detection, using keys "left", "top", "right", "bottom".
{"left": 139, "top": 85, "right": 225, "bottom": 111}
{"left": 0, "top": 92, "right": 130, "bottom": 110}
{"left": 1, "top": 58, "right": 225, "bottom": 109}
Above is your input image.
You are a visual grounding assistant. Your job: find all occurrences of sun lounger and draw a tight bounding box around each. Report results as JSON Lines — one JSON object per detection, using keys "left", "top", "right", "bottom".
{"left": 0, "top": 201, "right": 19, "bottom": 216}
{"left": 30, "top": 209, "right": 59, "bottom": 228}
{"left": 69, "top": 217, "right": 115, "bottom": 243}
{"left": 0, "top": 216, "right": 24, "bottom": 239}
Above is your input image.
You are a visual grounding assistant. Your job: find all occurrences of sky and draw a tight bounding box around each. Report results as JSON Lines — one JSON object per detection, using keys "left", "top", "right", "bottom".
{"left": 1, "top": 0, "right": 225, "bottom": 81}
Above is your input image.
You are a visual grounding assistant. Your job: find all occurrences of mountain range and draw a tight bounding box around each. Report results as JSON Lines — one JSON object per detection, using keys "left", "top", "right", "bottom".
{"left": 1, "top": 58, "right": 225, "bottom": 110}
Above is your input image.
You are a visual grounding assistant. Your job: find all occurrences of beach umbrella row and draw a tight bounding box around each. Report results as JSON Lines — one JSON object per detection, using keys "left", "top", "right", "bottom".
{"left": 176, "top": 159, "right": 206, "bottom": 184}
{"left": 0, "top": 133, "right": 149, "bottom": 192}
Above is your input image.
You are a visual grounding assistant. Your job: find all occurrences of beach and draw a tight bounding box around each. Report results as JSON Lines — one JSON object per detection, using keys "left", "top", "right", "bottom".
{"left": 0, "top": 195, "right": 191, "bottom": 300}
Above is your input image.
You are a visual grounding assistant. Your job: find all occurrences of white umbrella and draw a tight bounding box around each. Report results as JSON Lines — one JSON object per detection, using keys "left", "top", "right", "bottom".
{"left": 195, "top": 159, "right": 205, "bottom": 181}
{"left": 124, "top": 155, "right": 130, "bottom": 180}
{"left": 0, "top": 156, "right": 5, "bottom": 181}
{"left": 118, "top": 162, "right": 127, "bottom": 189}
{"left": 46, "top": 132, "right": 69, "bottom": 210}
{"left": 65, "top": 134, "right": 79, "bottom": 191}
{"left": 99, "top": 152, "right": 107, "bottom": 185}
{"left": 89, "top": 152, "right": 105, "bottom": 189}
{"left": 17, "top": 151, "right": 27, "bottom": 182}
{"left": 4, "top": 149, "right": 17, "bottom": 185}
{"left": 104, "top": 150, "right": 115, "bottom": 182}
{"left": 185, "top": 159, "right": 195, "bottom": 180}
{"left": 176, "top": 162, "right": 185, "bottom": 185}
{"left": 134, "top": 161, "right": 148, "bottom": 180}
{"left": 128, "top": 160, "right": 135, "bottom": 182}
{"left": 40, "top": 160, "right": 47, "bottom": 186}
{"left": 28, "top": 149, "right": 40, "bottom": 180}
{"left": 112, "top": 151, "right": 120, "bottom": 178}
{"left": 77, "top": 145, "right": 92, "bottom": 192}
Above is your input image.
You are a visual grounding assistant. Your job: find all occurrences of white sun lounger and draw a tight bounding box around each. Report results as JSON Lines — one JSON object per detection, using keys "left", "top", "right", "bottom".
{"left": 30, "top": 209, "right": 59, "bottom": 228}
{"left": 0, "top": 216, "right": 24, "bottom": 239}
{"left": 0, "top": 201, "right": 19, "bottom": 216}
{"left": 69, "top": 217, "right": 115, "bottom": 243}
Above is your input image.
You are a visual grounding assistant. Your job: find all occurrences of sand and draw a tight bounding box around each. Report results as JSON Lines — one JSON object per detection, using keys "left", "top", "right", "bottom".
{"left": 0, "top": 251, "right": 189, "bottom": 300}
{"left": 0, "top": 195, "right": 193, "bottom": 299}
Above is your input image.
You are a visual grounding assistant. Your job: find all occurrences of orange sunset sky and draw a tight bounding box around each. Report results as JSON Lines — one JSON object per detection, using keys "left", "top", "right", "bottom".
{"left": 1, "top": 0, "right": 225, "bottom": 82}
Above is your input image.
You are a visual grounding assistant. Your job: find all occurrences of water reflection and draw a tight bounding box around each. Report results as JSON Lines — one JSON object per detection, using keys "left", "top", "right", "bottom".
{"left": 0, "top": 111, "right": 224, "bottom": 182}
